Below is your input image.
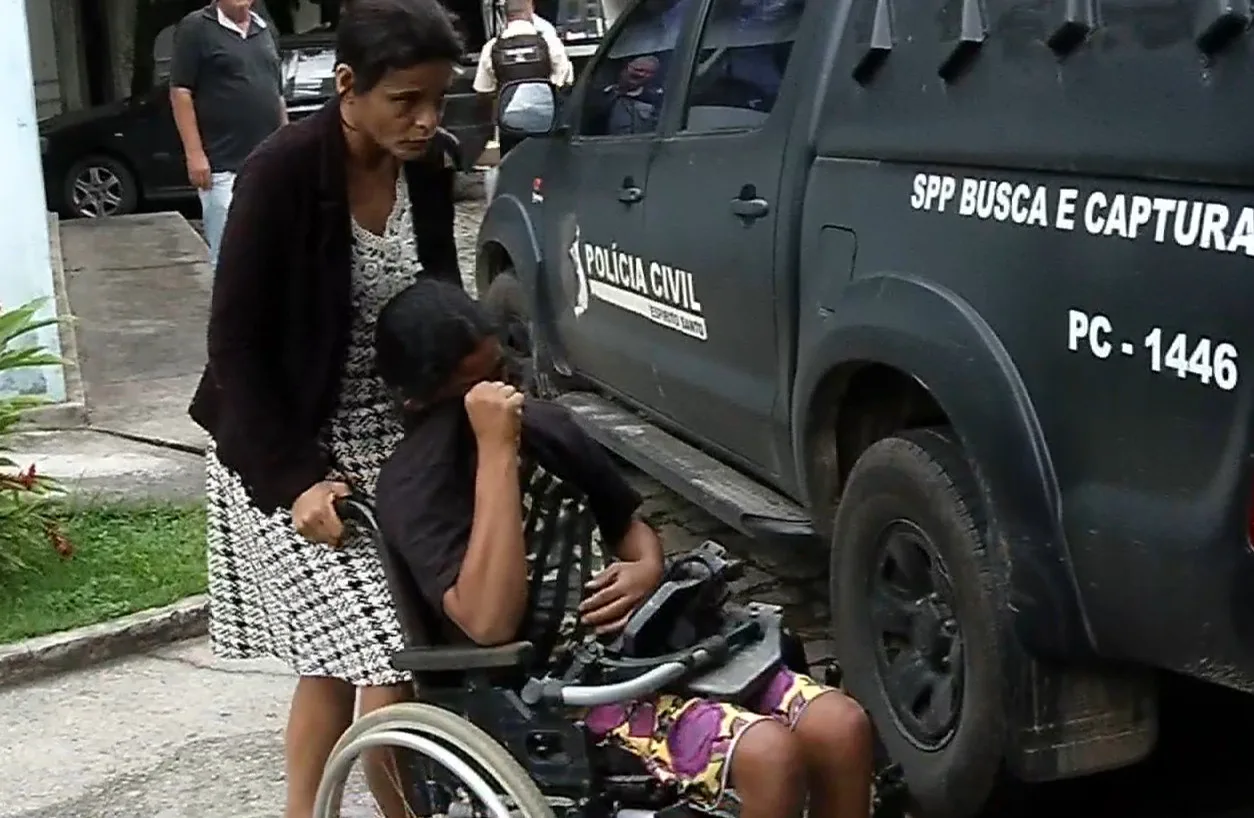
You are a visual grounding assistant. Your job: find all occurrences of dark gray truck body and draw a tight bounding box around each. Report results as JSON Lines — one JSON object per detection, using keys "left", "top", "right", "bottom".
{"left": 477, "top": 0, "right": 1254, "bottom": 813}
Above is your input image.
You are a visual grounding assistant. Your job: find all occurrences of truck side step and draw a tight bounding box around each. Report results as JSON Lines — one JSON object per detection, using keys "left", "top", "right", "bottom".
{"left": 556, "top": 392, "right": 816, "bottom": 546}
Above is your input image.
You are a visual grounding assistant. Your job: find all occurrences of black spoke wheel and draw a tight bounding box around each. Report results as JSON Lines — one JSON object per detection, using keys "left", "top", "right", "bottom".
{"left": 832, "top": 428, "right": 1007, "bottom": 818}
{"left": 871, "top": 520, "right": 964, "bottom": 748}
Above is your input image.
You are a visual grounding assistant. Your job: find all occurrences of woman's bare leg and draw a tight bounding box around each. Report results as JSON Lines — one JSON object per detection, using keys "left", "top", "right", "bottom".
{"left": 285, "top": 675, "right": 356, "bottom": 818}
{"left": 729, "top": 720, "right": 807, "bottom": 818}
{"left": 794, "top": 692, "right": 875, "bottom": 818}
{"left": 359, "top": 683, "right": 415, "bottom": 818}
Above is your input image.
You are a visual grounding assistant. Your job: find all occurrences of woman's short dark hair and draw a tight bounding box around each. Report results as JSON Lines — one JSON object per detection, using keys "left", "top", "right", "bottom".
{"left": 336, "top": 0, "right": 464, "bottom": 93}
{"left": 375, "top": 278, "right": 496, "bottom": 406}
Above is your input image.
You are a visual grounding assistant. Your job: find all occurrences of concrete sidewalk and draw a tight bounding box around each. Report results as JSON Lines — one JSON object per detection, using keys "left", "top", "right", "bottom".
{"left": 57, "top": 212, "right": 210, "bottom": 450}
{"left": 0, "top": 639, "right": 377, "bottom": 818}
{"left": 2, "top": 213, "right": 213, "bottom": 504}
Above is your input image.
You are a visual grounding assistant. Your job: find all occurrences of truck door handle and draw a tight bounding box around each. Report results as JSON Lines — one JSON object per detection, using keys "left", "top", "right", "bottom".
{"left": 618, "top": 185, "right": 644, "bottom": 204}
{"left": 730, "top": 196, "right": 770, "bottom": 220}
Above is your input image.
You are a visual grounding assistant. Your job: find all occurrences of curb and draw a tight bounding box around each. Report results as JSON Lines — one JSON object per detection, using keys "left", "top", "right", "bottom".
{"left": 0, "top": 595, "right": 209, "bottom": 690}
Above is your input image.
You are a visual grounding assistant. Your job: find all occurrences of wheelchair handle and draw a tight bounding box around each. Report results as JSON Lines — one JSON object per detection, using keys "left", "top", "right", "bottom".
{"left": 334, "top": 496, "right": 379, "bottom": 534}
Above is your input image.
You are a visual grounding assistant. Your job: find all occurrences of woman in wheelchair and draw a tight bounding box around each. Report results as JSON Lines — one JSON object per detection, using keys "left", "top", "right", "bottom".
{"left": 367, "top": 280, "right": 875, "bottom": 818}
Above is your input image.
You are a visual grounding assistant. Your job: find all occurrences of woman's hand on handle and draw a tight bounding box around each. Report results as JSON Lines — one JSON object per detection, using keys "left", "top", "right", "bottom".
{"left": 291, "top": 480, "right": 351, "bottom": 546}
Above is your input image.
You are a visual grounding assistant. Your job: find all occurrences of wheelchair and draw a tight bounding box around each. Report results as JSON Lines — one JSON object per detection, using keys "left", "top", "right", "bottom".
{"left": 314, "top": 498, "right": 906, "bottom": 818}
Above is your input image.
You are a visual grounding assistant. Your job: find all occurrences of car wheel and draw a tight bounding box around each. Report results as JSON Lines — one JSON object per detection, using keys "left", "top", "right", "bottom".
{"left": 480, "top": 269, "right": 578, "bottom": 398}
{"left": 831, "top": 428, "right": 1007, "bottom": 818}
{"left": 64, "top": 155, "right": 139, "bottom": 218}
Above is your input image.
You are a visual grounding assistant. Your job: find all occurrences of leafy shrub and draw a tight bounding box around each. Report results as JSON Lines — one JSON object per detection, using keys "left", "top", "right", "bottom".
{"left": 0, "top": 299, "right": 68, "bottom": 575}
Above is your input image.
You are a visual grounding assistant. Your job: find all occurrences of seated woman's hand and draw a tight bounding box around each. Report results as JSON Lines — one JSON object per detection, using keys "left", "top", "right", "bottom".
{"left": 291, "top": 480, "right": 351, "bottom": 546}
{"left": 579, "top": 558, "right": 665, "bottom": 635}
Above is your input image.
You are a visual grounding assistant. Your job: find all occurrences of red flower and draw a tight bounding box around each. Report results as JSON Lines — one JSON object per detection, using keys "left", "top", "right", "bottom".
{"left": 18, "top": 464, "right": 36, "bottom": 489}
{"left": 44, "top": 521, "right": 73, "bottom": 559}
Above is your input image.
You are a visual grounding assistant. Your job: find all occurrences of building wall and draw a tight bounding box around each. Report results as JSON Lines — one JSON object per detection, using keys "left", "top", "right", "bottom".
{"left": 26, "top": 0, "right": 62, "bottom": 117}
{"left": 2, "top": 0, "right": 67, "bottom": 401}
{"left": 25, "top": 0, "right": 87, "bottom": 117}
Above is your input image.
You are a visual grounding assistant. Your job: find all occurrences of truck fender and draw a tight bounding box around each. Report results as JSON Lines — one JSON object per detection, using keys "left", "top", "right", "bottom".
{"left": 474, "top": 193, "right": 543, "bottom": 306}
{"left": 793, "top": 271, "right": 1094, "bottom": 660}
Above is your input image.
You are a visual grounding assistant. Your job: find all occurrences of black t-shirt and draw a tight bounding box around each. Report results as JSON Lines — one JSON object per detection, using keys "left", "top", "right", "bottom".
{"left": 375, "top": 399, "right": 642, "bottom": 659}
{"left": 169, "top": 7, "right": 284, "bottom": 173}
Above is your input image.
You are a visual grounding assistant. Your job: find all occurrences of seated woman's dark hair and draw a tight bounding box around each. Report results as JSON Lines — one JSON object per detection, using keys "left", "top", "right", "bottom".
{"left": 336, "top": 0, "right": 464, "bottom": 92}
{"left": 375, "top": 278, "right": 497, "bottom": 406}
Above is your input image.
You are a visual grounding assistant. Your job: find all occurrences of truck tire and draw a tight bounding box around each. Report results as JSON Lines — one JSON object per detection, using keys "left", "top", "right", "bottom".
{"left": 480, "top": 268, "right": 532, "bottom": 359}
{"left": 480, "top": 270, "right": 580, "bottom": 397}
{"left": 831, "top": 428, "right": 1006, "bottom": 818}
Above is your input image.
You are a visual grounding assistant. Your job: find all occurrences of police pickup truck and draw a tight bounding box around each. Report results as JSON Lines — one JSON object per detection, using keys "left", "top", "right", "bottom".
{"left": 473, "top": 0, "right": 1254, "bottom": 815}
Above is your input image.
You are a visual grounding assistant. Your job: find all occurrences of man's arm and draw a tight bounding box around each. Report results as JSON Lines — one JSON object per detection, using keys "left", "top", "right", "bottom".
{"left": 473, "top": 41, "right": 498, "bottom": 122}
{"left": 473, "top": 41, "right": 497, "bottom": 96}
{"left": 544, "top": 31, "right": 574, "bottom": 87}
{"left": 168, "top": 19, "right": 210, "bottom": 188}
{"left": 169, "top": 88, "right": 204, "bottom": 157}
{"left": 272, "top": 30, "right": 289, "bottom": 126}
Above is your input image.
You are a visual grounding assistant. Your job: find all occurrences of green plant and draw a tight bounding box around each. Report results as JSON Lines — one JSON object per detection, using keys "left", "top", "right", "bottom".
{"left": 0, "top": 299, "right": 68, "bottom": 574}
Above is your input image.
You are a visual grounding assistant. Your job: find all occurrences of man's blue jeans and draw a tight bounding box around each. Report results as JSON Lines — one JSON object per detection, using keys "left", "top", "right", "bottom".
{"left": 197, "top": 171, "right": 235, "bottom": 271}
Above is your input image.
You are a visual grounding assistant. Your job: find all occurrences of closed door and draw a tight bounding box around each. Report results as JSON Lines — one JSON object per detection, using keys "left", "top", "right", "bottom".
{"left": 640, "top": 0, "right": 809, "bottom": 473}
{"left": 540, "top": 0, "right": 700, "bottom": 406}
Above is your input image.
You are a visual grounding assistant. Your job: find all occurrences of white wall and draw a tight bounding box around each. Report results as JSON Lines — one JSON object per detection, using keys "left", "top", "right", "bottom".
{"left": 0, "top": 0, "right": 66, "bottom": 402}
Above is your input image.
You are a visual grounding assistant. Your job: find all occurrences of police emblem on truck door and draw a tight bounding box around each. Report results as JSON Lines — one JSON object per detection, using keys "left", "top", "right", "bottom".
{"left": 569, "top": 220, "right": 590, "bottom": 317}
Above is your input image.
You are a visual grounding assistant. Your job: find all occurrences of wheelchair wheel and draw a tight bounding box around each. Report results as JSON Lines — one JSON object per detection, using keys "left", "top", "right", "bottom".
{"left": 314, "top": 702, "right": 555, "bottom": 818}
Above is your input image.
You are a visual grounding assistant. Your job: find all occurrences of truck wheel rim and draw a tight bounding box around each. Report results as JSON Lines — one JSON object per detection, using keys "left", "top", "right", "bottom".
{"left": 869, "top": 519, "right": 964, "bottom": 749}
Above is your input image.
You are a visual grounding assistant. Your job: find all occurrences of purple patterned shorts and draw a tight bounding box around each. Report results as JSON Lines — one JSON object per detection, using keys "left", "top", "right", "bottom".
{"left": 583, "top": 668, "right": 833, "bottom": 810}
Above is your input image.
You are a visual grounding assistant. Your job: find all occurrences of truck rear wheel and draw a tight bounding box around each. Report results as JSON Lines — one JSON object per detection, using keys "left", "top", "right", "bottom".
{"left": 831, "top": 428, "right": 1007, "bottom": 818}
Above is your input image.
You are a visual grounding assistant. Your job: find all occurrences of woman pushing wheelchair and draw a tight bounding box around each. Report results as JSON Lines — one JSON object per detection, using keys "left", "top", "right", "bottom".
{"left": 369, "top": 279, "right": 876, "bottom": 818}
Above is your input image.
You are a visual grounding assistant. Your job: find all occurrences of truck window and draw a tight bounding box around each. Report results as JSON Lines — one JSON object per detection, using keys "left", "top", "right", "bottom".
{"left": 681, "top": 0, "right": 804, "bottom": 132}
{"left": 577, "top": 0, "right": 690, "bottom": 137}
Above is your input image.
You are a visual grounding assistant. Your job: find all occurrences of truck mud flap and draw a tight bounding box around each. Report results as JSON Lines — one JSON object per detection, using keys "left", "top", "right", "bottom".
{"left": 556, "top": 392, "right": 816, "bottom": 547}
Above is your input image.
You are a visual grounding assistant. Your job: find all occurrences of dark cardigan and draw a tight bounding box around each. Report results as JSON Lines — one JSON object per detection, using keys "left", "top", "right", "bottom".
{"left": 188, "top": 100, "right": 463, "bottom": 513}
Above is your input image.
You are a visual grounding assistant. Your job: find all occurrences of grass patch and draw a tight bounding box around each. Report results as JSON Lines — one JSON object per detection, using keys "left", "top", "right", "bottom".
{"left": 0, "top": 503, "right": 206, "bottom": 643}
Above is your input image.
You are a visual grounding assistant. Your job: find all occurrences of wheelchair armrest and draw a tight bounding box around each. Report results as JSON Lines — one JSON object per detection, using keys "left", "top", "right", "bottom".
{"left": 390, "top": 641, "right": 534, "bottom": 673}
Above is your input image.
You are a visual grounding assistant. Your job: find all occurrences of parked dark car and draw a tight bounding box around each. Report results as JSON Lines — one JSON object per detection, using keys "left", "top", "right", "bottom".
{"left": 39, "top": 0, "right": 607, "bottom": 220}
{"left": 38, "top": 32, "right": 492, "bottom": 219}
{"left": 477, "top": 0, "right": 1254, "bottom": 816}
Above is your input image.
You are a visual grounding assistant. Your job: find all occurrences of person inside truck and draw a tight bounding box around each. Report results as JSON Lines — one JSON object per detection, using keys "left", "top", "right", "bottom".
{"left": 581, "top": 0, "right": 680, "bottom": 137}
{"left": 373, "top": 278, "right": 877, "bottom": 818}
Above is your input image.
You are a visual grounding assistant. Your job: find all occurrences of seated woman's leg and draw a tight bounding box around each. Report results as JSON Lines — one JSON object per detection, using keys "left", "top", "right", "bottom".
{"left": 585, "top": 696, "right": 806, "bottom": 818}
{"left": 728, "top": 719, "right": 807, "bottom": 818}
{"left": 752, "top": 669, "right": 875, "bottom": 818}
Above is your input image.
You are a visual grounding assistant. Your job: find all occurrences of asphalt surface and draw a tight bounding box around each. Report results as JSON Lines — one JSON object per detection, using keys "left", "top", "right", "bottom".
{"left": 8, "top": 201, "right": 1250, "bottom": 818}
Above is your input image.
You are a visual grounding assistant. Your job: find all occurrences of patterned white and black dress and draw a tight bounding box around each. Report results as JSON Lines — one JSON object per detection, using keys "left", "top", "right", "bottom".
{"left": 205, "top": 176, "right": 418, "bottom": 686}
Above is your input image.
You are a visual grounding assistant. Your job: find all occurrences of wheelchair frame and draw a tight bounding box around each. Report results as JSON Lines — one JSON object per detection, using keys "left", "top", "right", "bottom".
{"left": 312, "top": 497, "right": 900, "bottom": 818}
